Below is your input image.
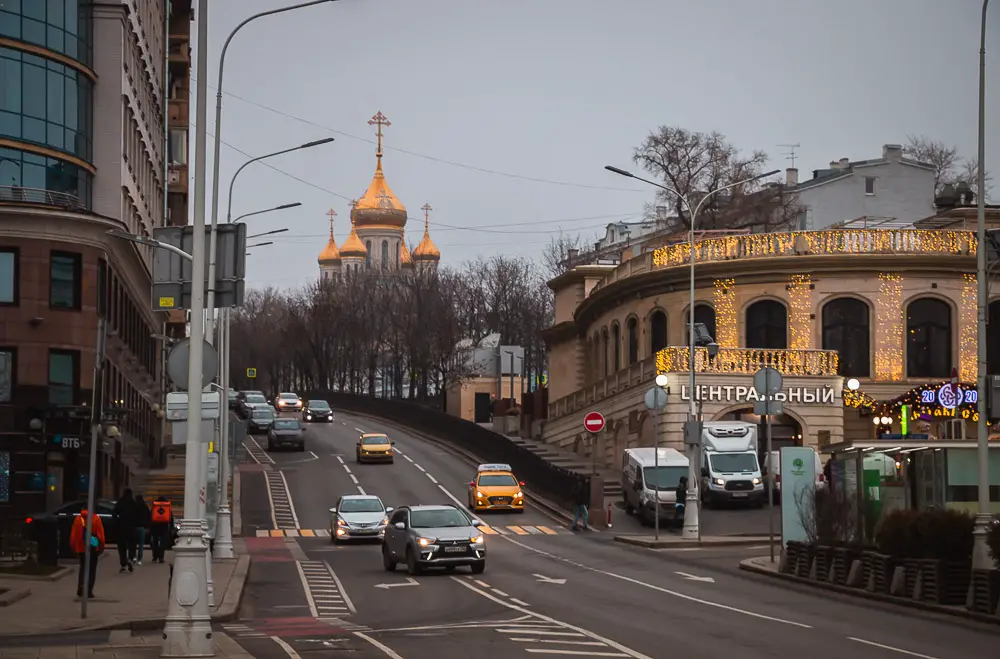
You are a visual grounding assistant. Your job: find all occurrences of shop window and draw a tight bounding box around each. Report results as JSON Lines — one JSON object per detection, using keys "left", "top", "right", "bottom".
{"left": 822, "top": 297, "right": 871, "bottom": 377}
{"left": 746, "top": 299, "right": 788, "bottom": 350}
{"left": 649, "top": 310, "right": 667, "bottom": 354}
{"left": 906, "top": 297, "right": 952, "bottom": 379}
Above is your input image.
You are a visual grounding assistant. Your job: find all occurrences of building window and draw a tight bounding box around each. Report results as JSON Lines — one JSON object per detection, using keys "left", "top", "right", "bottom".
{"left": 48, "top": 349, "right": 78, "bottom": 405}
{"left": 0, "top": 1, "right": 94, "bottom": 65}
{"left": 906, "top": 297, "right": 952, "bottom": 379}
{"left": 649, "top": 310, "right": 667, "bottom": 354}
{"left": 686, "top": 304, "right": 717, "bottom": 345}
{"left": 611, "top": 322, "right": 621, "bottom": 372}
{"left": 601, "top": 328, "right": 609, "bottom": 378}
{"left": 0, "top": 146, "right": 92, "bottom": 209}
{"left": 0, "top": 247, "right": 17, "bottom": 305}
{"left": 746, "top": 299, "right": 788, "bottom": 350}
{"left": 865, "top": 176, "right": 876, "bottom": 195}
{"left": 822, "top": 297, "right": 871, "bottom": 377}
{"left": 0, "top": 347, "right": 14, "bottom": 402}
{"left": 365, "top": 240, "right": 371, "bottom": 263}
{"left": 0, "top": 450, "right": 9, "bottom": 502}
{"left": 50, "top": 250, "right": 80, "bottom": 309}
{"left": 626, "top": 317, "right": 638, "bottom": 365}
{"left": 381, "top": 240, "right": 389, "bottom": 269}
{"left": 168, "top": 128, "right": 186, "bottom": 165}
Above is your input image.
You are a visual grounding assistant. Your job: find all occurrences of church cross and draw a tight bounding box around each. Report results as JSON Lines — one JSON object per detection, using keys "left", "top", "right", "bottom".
{"left": 326, "top": 208, "right": 336, "bottom": 236}
{"left": 421, "top": 203, "right": 432, "bottom": 231}
{"left": 368, "top": 111, "right": 391, "bottom": 157}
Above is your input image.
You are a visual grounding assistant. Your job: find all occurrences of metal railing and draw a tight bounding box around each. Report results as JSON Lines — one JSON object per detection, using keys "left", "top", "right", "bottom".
{"left": 0, "top": 186, "right": 86, "bottom": 211}
{"left": 314, "top": 392, "right": 586, "bottom": 512}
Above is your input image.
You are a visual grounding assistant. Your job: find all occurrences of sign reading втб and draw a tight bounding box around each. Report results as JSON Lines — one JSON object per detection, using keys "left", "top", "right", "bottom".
{"left": 246, "top": 367, "right": 257, "bottom": 379}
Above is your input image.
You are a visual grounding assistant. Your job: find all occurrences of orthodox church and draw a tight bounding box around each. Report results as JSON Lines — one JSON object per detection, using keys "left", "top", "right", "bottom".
{"left": 318, "top": 111, "right": 441, "bottom": 280}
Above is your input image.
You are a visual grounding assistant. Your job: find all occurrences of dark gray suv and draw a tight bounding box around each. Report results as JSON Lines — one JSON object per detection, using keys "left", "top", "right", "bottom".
{"left": 381, "top": 505, "right": 486, "bottom": 575}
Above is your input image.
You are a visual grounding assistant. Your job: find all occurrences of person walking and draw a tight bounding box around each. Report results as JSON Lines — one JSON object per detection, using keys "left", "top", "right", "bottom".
{"left": 70, "top": 508, "right": 105, "bottom": 599}
{"left": 149, "top": 495, "right": 173, "bottom": 563}
{"left": 674, "top": 476, "right": 688, "bottom": 524}
{"left": 112, "top": 488, "right": 137, "bottom": 572}
{"left": 571, "top": 477, "right": 590, "bottom": 531}
{"left": 134, "top": 493, "right": 151, "bottom": 565}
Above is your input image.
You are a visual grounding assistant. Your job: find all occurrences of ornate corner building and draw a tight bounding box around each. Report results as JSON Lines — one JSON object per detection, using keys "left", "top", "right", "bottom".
{"left": 317, "top": 111, "right": 440, "bottom": 280}
{"left": 0, "top": 1, "right": 191, "bottom": 526}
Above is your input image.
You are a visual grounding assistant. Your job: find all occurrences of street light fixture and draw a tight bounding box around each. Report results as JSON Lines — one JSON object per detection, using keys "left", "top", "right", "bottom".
{"left": 606, "top": 163, "right": 781, "bottom": 541}
{"left": 248, "top": 229, "right": 289, "bottom": 240}
{"left": 233, "top": 201, "right": 301, "bottom": 223}
{"left": 246, "top": 241, "right": 274, "bottom": 249}
{"left": 106, "top": 229, "right": 192, "bottom": 261}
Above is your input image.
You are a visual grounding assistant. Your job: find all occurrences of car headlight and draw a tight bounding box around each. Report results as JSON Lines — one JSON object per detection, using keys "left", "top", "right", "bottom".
{"left": 514, "top": 491, "right": 523, "bottom": 498}
{"left": 476, "top": 491, "right": 486, "bottom": 499}
{"left": 336, "top": 518, "right": 348, "bottom": 527}
{"left": 713, "top": 478, "right": 725, "bottom": 486}
{"left": 471, "top": 534, "right": 484, "bottom": 544}
{"left": 379, "top": 517, "right": 389, "bottom": 526}
{"left": 306, "top": 415, "right": 312, "bottom": 420}
{"left": 417, "top": 537, "right": 435, "bottom": 547}
{"left": 752, "top": 477, "right": 761, "bottom": 485}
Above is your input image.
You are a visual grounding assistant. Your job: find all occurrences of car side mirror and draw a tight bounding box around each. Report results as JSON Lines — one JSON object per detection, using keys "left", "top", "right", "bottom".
{"left": 471, "top": 520, "right": 482, "bottom": 527}
{"left": 701, "top": 467, "right": 709, "bottom": 478}
{"left": 391, "top": 441, "right": 396, "bottom": 445}
{"left": 385, "top": 507, "right": 394, "bottom": 514}
{"left": 469, "top": 481, "right": 475, "bottom": 487}
{"left": 393, "top": 522, "right": 406, "bottom": 531}
{"left": 328, "top": 508, "right": 337, "bottom": 514}
{"left": 519, "top": 481, "right": 525, "bottom": 487}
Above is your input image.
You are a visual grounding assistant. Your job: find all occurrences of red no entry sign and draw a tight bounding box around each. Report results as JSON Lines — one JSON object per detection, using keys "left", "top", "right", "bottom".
{"left": 584, "top": 411, "right": 606, "bottom": 434}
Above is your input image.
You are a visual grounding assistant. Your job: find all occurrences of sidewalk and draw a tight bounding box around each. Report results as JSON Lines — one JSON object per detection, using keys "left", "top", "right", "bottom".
{"left": 0, "top": 549, "right": 250, "bottom": 637}
{"left": 614, "top": 534, "right": 772, "bottom": 548}
{"left": 0, "top": 630, "right": 252, "bottom": 658}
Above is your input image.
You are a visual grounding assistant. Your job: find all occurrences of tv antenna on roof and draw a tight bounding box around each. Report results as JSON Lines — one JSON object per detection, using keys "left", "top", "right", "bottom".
{"left": 778, "top": 143, "right": 801, "bottom": 168}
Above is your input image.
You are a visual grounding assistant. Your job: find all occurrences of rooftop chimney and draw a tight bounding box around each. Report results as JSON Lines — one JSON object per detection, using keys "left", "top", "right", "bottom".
{"left": 883, "top": 144, "right": 903, "bottom": 162}
{"left": 829, "top": 161, "right": 841, "bottom": 169}
{"left": 785, "top": 168, "right": 799, "bottom": 186}
{"left": 566, "top": 248, "right": 579, "bottom": 260}
{"left": 839, "top": 157, "right": 850, "bottom": 169}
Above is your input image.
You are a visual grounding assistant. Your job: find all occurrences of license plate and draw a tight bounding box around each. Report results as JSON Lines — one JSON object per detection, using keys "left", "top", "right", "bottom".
{"left": 443, "top": 546, "right": 466, "bottom": 553}
{"left": 733, "top": 492, "right": 748, "bottom": 498}
{"left": 354, "top": 529, "right": 377, "bottom": 534}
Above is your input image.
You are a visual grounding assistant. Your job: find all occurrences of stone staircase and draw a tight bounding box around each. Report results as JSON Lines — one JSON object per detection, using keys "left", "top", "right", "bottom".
{"left": 508, "top": 436, "right": 622, "bottom": 499}
{"left": 133, "top": 462, "right": 233, "bottom": 520}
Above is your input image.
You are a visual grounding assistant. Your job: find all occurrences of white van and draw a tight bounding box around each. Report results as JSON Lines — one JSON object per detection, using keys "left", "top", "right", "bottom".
{"left": 621, "top": 447, "right": 689, "bottom": 527}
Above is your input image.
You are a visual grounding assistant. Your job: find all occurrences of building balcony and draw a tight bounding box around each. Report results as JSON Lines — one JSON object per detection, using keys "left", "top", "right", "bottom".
{"left": 547, "top": 347, "right": 840, "bottom": 420}
{"left": 168, "top": 99, "right": 189, "bottom": 127}
{"left": 0, "top": 186, "right": 86, "bottom": 212}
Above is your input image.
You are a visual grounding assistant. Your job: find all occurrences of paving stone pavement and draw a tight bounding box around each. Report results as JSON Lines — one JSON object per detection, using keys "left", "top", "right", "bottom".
{"left": 0, "top": 631, "right": 251, "bottom": 659}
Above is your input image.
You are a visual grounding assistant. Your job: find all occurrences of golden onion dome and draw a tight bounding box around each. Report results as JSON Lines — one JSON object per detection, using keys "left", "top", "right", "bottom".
{"left": 353, "top": 111, "right": 407, "bottom": 230}
{"left": 400, "top": 239, "right": 413, "bottom": 267}
{"left": 317, "top": 209, "right": 342, "bottom": 264}
{"left": 412, "top": 202, "right": 441, "bottom": 261}
{"left": 340, "top": 210, "right": 368, "bottom": 258}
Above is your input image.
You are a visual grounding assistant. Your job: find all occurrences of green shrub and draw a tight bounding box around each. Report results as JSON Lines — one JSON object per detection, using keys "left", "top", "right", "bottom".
{"left": 917, "top": 508, "right": 975, "bottom": 563}
{"left": 987, "top": 515, "right": 1000, "bottom": 570}
{"left": 875, "top": 509, "right": 921, "bottom": 558}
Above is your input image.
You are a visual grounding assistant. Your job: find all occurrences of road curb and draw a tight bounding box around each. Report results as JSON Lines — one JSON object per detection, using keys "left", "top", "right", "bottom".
{"left": 614, "top": 535, "right": 772, "bottom": 549}
{"left": 0, "top": 565, "right": 73, "bottom": 582}
{"left": 340, "top": 410, "right": 579, "bottom": 527}
{"left": 738, "top": 557, "right": 1000, "bottom": 628}
{"left": 0, "top": 586, "right": 31, "bottom": 607}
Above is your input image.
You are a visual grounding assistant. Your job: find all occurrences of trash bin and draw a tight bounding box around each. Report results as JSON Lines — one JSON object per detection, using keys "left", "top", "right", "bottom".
{"left": 35, "top": 520, "right": 59, "bottom": 566}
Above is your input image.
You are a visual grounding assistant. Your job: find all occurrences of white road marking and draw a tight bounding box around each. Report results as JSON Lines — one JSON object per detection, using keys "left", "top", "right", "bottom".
{"left": 278, "top": 470, "right": 300, "bottom": 528}
{"left": 264, "top": 471, "right": 299, "bottom": 529}
{"left": 426, "top": 473, "right": 438, "bottom": 484}
{"left": 847, "top": 638, "right": 940, "bottom": 659}
{"left": 326, "top": 561, "right": 358, "bottom": 614}
{"left": 244, "top": 436, "right": 274, "bottom": 464}
{"left": 414, "top": 464, "right": 426, "bottom": 472}
{"left": 336, "top": 456, "right": 345, "bottom": 464}
{"left": 513, "top": 639, "right": 607, "bottom": 647}
{"left": 474, "top": 580, "right": 490, "bottom": 588}
{"left": 272, "top": 636, "right": 303, "bottom": 659}
{"left": 452, "top": 579, "right": 650, "bottom": 658}
{"left": 343, "top": 465, "right": 352, "bottom": 474}
{"left": 524, "top": 650, "right": 627, "bottom": 656}
{"left": 308, "top": 451, "right": 319, "bottom": 460}
{"left": 354, "top": 632, "right": 405, "bottom": 659}
{"left": 493, "top": 589, "right": 509, "bottom": 597}
{"left": 358, "top": 486, "right": 367, "bottom": 495}
{"left": 297, "top": 560, "right": 352, "bottom": 618}
{"left": 295, "top": 561, "right": 319, "bottom": 618}
{"left": 497, "top": 629, "right": 583, "bottom": 637}
{"left": 392, "top": 447, "right": 404, "bottom": 454}
{"left": 354, "top": 427, "right": 367, "bottom": 433}
{"left": 403, "top": 455, "right": 414, "bottom": 462}
{"left": 510, "top": 598, "right": 530, "bottom": 607}
{"left": 498, "top": 535, "right": 811, "bottom": 629}
{"left": 436, "top": 484, "right": 483, "bottom": 523}
{"left": 350, "top": 474, "right": 359, "bottom": 484}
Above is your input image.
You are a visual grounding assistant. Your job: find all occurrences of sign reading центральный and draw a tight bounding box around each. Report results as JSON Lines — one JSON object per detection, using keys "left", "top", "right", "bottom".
{"left": 679, "top": 384, "right": 837, "bottom": 404}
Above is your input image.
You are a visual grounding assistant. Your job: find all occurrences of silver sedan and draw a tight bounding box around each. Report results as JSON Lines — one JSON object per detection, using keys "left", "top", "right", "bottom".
{"left": 329, "top": 495, "right": 391, "bottom": 543}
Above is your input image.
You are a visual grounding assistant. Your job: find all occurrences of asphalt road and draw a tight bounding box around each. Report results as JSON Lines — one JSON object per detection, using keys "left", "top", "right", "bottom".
{"left": 230, "top": 409, "right": 998, "bottom": 659}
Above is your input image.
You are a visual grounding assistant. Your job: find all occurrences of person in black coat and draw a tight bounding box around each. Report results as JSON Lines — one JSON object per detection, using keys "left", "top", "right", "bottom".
{"left": 133, "top": 493, "right": 151, "bottom": 565}
{"left": 112, "top": 488, "right": 137, "bottom": 572}
{"left": 571, "top": 477, "right": 590, "bottom": 531}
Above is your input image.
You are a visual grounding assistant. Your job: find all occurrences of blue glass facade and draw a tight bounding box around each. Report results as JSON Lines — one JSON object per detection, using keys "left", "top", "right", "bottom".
{"left": 0, "top": 0, "right": 92, "bottom": 67}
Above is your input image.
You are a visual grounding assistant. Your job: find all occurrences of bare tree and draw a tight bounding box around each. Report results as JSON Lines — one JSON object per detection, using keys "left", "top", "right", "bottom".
{"left": 905, "top": 134, "right": 992, "bottom": 199}
{"left": 542, "top": 231, "right": 583, "bottom": 278}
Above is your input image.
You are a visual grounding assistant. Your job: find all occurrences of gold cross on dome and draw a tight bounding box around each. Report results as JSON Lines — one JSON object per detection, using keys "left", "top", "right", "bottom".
{"left": 377, "top": 192, "right": 394, "bottom": 209}
{"left": 421, "top": 203, "right": 432, "bottom": 231}
{"left": 368, "top": 111, "right": 391, "bottom": 156}
{"left": 326, "top": 209, "right": 336, "bottom": 236}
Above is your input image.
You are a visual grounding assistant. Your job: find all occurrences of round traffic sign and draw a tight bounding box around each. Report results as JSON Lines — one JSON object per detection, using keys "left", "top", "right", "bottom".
{"left": 583, "top": 411, "right": 606, "bottom": 433}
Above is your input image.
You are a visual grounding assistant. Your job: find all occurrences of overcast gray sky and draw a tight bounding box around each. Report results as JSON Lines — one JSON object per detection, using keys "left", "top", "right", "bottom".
{"left": 198, "top": 0, "right": 999, "bottom": 290}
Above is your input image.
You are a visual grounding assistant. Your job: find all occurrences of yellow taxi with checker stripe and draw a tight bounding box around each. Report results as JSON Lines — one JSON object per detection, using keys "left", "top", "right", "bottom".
{"left": 467, "top": 463, "right": 525, "bottom": 513}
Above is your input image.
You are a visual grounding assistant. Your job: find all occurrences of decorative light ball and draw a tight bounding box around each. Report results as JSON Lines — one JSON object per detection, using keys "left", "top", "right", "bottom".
{"left": 880, "top": 416, "right": 892, "bottom": 425}
{"left": 654, "top": 374, "right": 669, "bottom": 388}
{"left": 846, "top": 378, "right": 861, "bottom": 391}
{"left": 873, "top": 417, "right": 881, "bottom": 425}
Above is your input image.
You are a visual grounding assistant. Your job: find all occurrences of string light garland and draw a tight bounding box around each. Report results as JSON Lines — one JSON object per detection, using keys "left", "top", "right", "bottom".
{"left": 874, "top": 272, "right": 904, "bottom": 381}
{"left": 713, "top": 278, "right": 737, "bottom": 348}
{"left": 652, "top": 228, "right": 976, "bottom": 269}
{"left": 788, "top": 274, "right": 812, "bottom": 350}
{"left": 841, "top": 382, "right": 987, "bottom": 424}
{"left": 655, "top": 346, "right": 838, "bottom": 376}
{"left": 960, "top": 273, "right": 978, "bottom": 383}
{"left": 843, "top": 389, "right": 878, "bottom": 411}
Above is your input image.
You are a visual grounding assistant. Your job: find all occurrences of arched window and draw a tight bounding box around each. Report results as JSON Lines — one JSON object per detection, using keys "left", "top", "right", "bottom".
{"left": 395, "top": 241, "right": 400, "bottom": 266}
{"left": 649, "top": 310, "right": 667, "bottom": 354}
{"left": 906, "top": 297, "right": 952, "bottom": 378}
{"left": 685, "top": 304, "right": 717, "bottom": 345}
{"left": 365, "top": 240, "right": 372, "bottom": 262}
{"left": 611, "top": 322, "right": 621, "bottom": 372}
{"left": 601, "top": 328, "right": 610, "bottom": 379}
{"left": 989, "top": 301, "right": 1000, "bottom": 375}
{"left": 626, "top": 317, "right": 638, "bottom": 365}
{"left": 822, "top": 298, "right": 871, "bottom": 377}
{"left": 592, "top": 332, "right": 601, "bottom": 380}
{"left": 381, "top": 240, "right": 389, "bottom": 268}
{"left": 585, "top": 336, "right": 594, "bottom": 383}
{"left": 746, "top": 300, "right": 787, "bottom": 349}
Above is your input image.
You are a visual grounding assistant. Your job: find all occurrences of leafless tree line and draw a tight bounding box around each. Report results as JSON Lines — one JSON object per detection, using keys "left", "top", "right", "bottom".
{"left": 228, "top": 256, "right": 553, "bottom": 407}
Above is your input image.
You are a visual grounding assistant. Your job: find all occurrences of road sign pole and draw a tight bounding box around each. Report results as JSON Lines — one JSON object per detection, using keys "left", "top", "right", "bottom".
{"left": 654, "top": 411, "right": 660, "bottom": 541}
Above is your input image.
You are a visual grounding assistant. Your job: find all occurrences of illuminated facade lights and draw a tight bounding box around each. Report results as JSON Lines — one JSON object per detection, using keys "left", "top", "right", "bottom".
{"left": 874, "top": 272, "right": 904, "bottom": 381}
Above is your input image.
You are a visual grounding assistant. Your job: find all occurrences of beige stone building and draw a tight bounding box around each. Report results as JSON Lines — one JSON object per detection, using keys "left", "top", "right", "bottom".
{"left": 542, "top": 205, "right": 1000, "bottom": 480}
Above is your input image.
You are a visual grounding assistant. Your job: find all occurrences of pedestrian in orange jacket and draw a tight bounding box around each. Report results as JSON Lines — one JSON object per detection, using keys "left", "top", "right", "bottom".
{"left": 70, "top": 509, "right": 105, "bottom": 599}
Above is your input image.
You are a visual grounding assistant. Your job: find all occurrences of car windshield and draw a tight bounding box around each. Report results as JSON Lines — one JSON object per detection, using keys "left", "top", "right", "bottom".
{"left": 246, "top": 394, "right": 266, "bottom": 404}
{"left": 362, "top": 435, "right": 389, "bottom": 445}
{"left": 307, "top": 401, "right": 330, "bottom": 410}
{"left": 642, "top": 466, "right": 687, "bottom": 491}
{"left": 410, "top": 509, "right": 471, "bottom": 529}
{"left": 709, "top": 453, "right": 759, "bottom": 473}
{"left": 339, "top": 499, "right": 384, "bottom": 513}
{"left": 279, "top": 393, "right": 297, "bottom": 400}
{"left": 253, "top": 409, "right": 274, "bottom": 419}
{"left": 478, "top": 474, "right": 518, "bottom": 487}
{"left": 273, "top": 419, "right": 299, "bottom": 430}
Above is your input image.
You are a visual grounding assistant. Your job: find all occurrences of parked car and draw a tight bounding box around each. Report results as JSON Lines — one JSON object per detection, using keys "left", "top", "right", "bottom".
{"left": 248, "top": 406, "right": 276, "bottom": 434}
{"left": 302, "top": 400, "right": 334, "bottom": 423}
{"left": 267, "top": 418, "right": 306, "bottom": 451}
{"left": 239, "top": 393, "right": 268, "bottom": 419}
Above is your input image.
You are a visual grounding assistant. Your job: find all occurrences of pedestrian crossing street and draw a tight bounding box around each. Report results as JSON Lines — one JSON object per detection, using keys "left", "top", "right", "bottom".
{"left": 255, "top": 523, "right": 565, "bottom": 538}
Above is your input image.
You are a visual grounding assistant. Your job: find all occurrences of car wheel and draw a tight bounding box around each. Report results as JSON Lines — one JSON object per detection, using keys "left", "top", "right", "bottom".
{"left": 389, "top": 458, "right": 395, "bottom": 464}
{"left": 405, "top": 548, "right": 421, "bottom": 576}
{"left": 382, "top": 544, "right": 396, "bottom": 571}
{"left": 470, "top": 561, "right": 486, "bottom": 575}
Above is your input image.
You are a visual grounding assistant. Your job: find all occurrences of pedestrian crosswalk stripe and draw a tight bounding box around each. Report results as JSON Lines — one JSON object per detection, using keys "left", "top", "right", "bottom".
{"left": 256, "top": 525, "right": 565, "bottom": 537}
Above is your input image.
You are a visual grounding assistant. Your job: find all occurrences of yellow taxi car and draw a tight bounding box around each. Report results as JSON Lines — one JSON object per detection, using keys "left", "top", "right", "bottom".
{"left": 467, "top": 463, "right": 525, "bottom": 513}
{"left": 356, "top": 433, "right": 394, "bottom": 464}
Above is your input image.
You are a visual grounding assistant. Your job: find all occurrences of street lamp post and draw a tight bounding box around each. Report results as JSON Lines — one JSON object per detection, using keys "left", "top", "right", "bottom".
{"left": 606, "top": 164, "right": 779, "bottom": 541}
{"left": 233, "top": 202, "right": 300, "bottom": 224}
{"left": 973, "top": 0, "right": 992, "bottom": 571}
